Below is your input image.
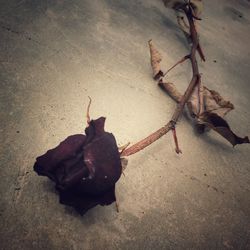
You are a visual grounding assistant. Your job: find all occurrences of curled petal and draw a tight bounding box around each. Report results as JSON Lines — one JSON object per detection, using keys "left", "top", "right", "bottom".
{"left": 34, "top": 134, "right": 87, "bottom": 182}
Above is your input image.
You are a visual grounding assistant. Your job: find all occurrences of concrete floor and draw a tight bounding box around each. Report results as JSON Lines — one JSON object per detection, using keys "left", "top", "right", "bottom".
{"left": 0, "top": 0, "right": 250, "bottom": 249}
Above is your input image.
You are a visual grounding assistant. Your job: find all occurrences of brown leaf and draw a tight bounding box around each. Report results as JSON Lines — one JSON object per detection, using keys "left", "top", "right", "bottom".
{"left": 198, "top": 112, "right": 249, "bottom": 146}
{"left": 158, "top": 80, "right": 182, "bottom": 103}
{"left": 148, "top": 39, "right": 163, "bottom": 80}
{"left": 203, "top": 87, "right": 234, "bottom": 117}
{"left": 188, "top": 84, "right": 234, "bottom": 119}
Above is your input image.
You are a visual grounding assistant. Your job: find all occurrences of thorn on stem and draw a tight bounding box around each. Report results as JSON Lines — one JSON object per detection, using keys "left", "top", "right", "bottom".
{"left": 171, "top": 127, "right": 182, "bottom": 154}
{"left": 115, "top": 188, "right": 119, "bottom": 213}
{"left": 119, "top": 142, "right": 130, "bottom": 155}
{"left": 115, "top": 201, "right": 119, "bottom": 213}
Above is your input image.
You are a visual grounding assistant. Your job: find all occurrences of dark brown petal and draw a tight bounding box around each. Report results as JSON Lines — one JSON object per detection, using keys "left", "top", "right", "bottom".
{"left": 59, "top": 185, "right": 116, "bottom": 215}
{"left": 80, "top": 132, "right": 122, "bottom": 195}
{"left": 84, "top": 117, "right": 105, "bottom": 144}
{"left": 34, "top": 134, "right": 86, "bottom": 181}
{"left": 55, "top": 158, "right": 89, "bottom": 190}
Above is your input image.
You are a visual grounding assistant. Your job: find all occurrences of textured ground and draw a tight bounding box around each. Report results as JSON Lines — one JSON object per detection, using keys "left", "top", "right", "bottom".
{"left": 0, "top": 0, "right": 250, "bottom": 249}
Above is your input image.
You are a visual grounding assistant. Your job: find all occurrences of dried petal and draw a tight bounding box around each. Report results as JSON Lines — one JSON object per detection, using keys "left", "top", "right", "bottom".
{"left": 59, "top": 185, "right": 116, "bottom": 216}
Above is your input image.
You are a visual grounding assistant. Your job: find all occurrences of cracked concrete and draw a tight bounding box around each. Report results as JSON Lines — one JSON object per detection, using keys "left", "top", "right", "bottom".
{"left": 0, "top": 0, "right": 250, "bottom": 249}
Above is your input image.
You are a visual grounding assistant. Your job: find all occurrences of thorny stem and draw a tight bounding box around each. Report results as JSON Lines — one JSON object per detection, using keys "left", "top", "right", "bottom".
{"left": 121, "top": 5, "right": 201, "bottom": 157}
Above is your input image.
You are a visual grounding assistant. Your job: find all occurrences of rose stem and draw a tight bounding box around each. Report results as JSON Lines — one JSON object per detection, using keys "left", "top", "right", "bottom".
{"left": 121, "top": 5, "right": 201, "bottom": 157}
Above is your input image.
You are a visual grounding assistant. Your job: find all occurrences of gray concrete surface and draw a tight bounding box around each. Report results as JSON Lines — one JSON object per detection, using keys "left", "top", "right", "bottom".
{"left": 0, "top": 0, "right": 250, "bottom": 249}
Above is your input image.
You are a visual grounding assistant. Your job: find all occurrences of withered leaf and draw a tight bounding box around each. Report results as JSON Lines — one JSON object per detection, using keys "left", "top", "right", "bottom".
{"left": 148, "top": 39, "right": 164, "bottom": 80}
{"left": 188, "top": 84, "right": 234, "bottom": 118}
{"left": 198, "top": 112, "right": 249, "bottom": 146}
{"left": 203, "top": 87, "right": 234, "bottom": 117}
{"left": 158, "top": 79, "right": 182, "bottom": 103}
{"left": 34, "top": 117, "right": 122, "bottom": 215}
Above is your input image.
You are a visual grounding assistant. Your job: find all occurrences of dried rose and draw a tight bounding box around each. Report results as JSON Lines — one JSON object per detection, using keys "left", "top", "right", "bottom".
{"left": 34, "top": 117, "right": 122, "bottom": 215}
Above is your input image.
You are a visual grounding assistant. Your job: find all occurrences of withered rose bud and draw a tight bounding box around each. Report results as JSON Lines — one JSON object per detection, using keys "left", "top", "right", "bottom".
{"left": 34, "top": 117, "right": 122, "bottom": 215}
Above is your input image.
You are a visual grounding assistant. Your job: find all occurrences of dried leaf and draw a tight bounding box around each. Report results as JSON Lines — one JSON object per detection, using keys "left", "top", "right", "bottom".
{"left": 148, "top": 39, "right": 164, "bottom": 80}
{"left": 158, "top": 80, "right": 182, "bottom": 103}
{"left": 203, "top": 87, "right": 234, "bottom": 117}
{"left": 188, "top": 84, "right": 234, "bottom": 118}
{"left": 198, "top": 112, "right": 249, "bottom": 146}
{"left": 187, "top": 83, "right": 249, "bottom": 145}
